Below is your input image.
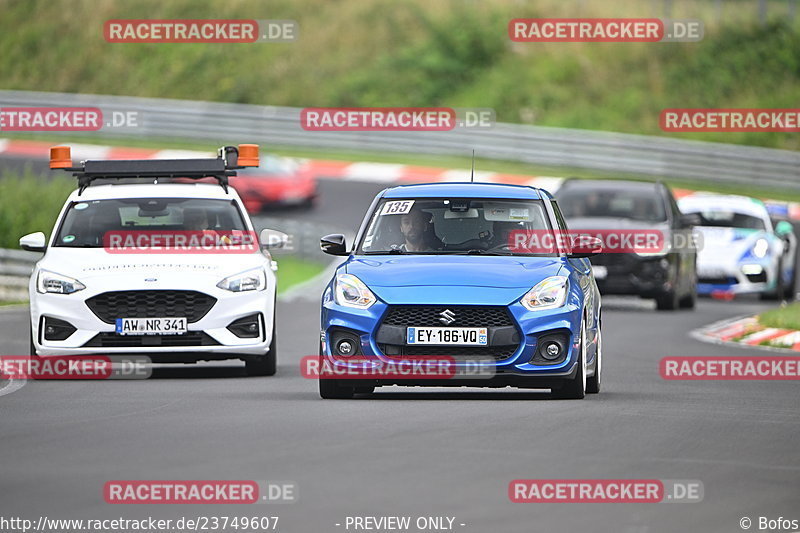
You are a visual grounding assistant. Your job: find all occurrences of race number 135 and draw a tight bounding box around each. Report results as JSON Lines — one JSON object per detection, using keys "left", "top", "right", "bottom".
{"left": 381, "top": 200, "right": 415, "bottom": 215}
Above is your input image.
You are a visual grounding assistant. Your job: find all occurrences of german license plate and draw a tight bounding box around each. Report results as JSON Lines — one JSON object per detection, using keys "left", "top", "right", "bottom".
{"left": 407, "top": 327, "right": 488, "bottom": 345}
{"left": 115, "top": 317, "right": 187, "bottom": 336}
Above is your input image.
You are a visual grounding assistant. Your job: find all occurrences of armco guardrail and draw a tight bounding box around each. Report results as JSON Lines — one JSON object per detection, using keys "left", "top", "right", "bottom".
{"left": 0, "top": 90, "right": 798, "bottom": 190}
{"left": 0, "top": 248, "right": 40, "bottom": 301}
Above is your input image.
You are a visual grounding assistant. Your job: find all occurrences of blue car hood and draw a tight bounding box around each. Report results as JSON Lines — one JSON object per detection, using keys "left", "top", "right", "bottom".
{"left": 345, "top": 255, "right": 564, "bottom": 305}
{"left": 347, "top": 255, "right": 563, "bottom": 288}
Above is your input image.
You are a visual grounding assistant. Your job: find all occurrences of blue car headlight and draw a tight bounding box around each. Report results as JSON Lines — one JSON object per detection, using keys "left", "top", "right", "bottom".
{"left": 520, "top": 275, "right": 569, "bottom": 311}
{"left": 335, "top": 273, "right": 377, "bottom": 309}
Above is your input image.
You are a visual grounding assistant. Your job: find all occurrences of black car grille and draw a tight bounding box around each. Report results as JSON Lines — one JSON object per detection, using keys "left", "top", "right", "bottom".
{"left": 381, "top": 306, "right": 514, "bottom": 328}
{"left": 379, "top": 344, "right": 517, "bottom": 361}
{"left": 85, "top": 290, "right": 216, "bottom": 324}
{"left": 83, "top": 332, "right": 219, "bottom": 348}
{"left": 698, "top": 276, "right": 737, "bottom": 285}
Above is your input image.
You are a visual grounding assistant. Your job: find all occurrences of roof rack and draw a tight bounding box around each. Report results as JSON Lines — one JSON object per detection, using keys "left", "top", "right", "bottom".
{"left": 49, "top": 144, "right": 260, "bottom": 195}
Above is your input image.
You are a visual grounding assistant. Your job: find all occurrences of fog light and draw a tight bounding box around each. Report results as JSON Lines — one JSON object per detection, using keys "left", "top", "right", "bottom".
{"left": 41, "top": 317, "right": 76, "bottom": 341}
{"left": 227, "top": 314, "right": 262, "bottom": 339}
{"left": 741, "top": 264, "right": 763, "bottom": 275}
{"left": 337, "top": 339, "right": 354, "bottom": 356}
{"left": 533, "top": 332, "right": 569, "bottom": 364}
{"left": 543, "top": 342, "right": 561, "bottom": 360}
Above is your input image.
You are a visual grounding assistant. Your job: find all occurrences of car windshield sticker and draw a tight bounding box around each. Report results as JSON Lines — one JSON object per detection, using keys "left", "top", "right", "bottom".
{"left": 74, "top": 203, "right": 89, "bottom": 210}
{"left": 381, "top": 200, "right": 415, "bottom": 215}
{"left": 509, "top": 208, "right": 530, "bottom": 220}
{"left": 485, "top": 203, "right": 532, "bottom": 221}
{"left": 62, "top": 235, "right": 76, "bottom": 243}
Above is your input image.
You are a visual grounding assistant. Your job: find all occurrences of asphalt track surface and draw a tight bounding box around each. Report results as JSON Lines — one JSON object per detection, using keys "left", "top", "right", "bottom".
{"left": 1, "top": 155, "right": 799, "bottom": 533}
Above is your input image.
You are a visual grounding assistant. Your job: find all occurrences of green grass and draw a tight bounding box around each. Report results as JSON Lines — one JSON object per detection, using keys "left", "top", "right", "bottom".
{"left": 0, "top": 300, "right": 27, "bottom": 307}
{"left": 274, "top": 256, "right": 327, "bottom": 294}
{"left": 758, "top": 302, "right": 800, "bottom": 331}
{"left": 0, "top": 170, "right": 75, "bottom": 249}
{"left": 0, "top": 0, "right": 799, "bottom": 149}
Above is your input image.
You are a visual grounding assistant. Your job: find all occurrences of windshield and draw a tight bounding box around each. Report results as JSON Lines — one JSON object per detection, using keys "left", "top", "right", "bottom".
{"left": 558, "top": 187, "right": 667, "bottom": 222}
{"left": 357, "top": 198, "right": 553, "bottom": 255}
{"left": 683, "top": 208, "right": 767, "bottom": 230}
{"left": 54, "top": 197, "right": 248, "bottom": 248}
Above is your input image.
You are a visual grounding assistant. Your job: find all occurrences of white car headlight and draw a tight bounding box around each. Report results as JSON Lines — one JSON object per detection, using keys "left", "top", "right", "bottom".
{"left": 36, "top": 270, "right": 86, "bottom": 295}
{"left": 753, "top": 238, "right": 769, "bottom": 259}
{"left": 216, "top": 267, "right": 267, "bottom": 292}
{"left": 521, "top": 275, "right": 569, "bottom": 311}
{"left": 335, "top": 273, "right": 376, "bottom": 309}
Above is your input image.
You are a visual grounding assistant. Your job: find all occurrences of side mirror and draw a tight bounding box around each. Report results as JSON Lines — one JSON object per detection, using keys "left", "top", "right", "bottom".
{"left": 775, "top": 220, "right": 794, "bottom": 239}
{"left": 260, "top": 228, "right": 289, "bottom": 249}
{"left": 20, "top": 232, "right": 47, "bottom": 252}
{"left": 568, "top": 235, "right": 603, "bottom": 258}
{"left": 320, "top": 234, "right": 348, "bottom": 256}
{"left": 679, "top": 213, "right": 702, "bottom": 227}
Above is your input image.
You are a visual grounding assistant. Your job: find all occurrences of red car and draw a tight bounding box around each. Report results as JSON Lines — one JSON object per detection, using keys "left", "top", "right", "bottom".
{"left": 180, "top": 155, "right": 317, "bottom": 213}
{"left": 231, "top": 155, "right": 317, "bottom": 213}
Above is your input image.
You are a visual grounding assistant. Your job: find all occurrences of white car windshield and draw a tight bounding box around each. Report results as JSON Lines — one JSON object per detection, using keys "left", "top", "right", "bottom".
{"left": 54, "top": 197, "right": 248, "bottom": 248}
{"left": 685, "top": 208, "right": 767, "bottom": 230}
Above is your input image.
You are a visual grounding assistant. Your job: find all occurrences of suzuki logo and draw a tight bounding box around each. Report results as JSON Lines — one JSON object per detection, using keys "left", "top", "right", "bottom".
{"left": 438, "top": 309, "right": 456, "bottom": 325}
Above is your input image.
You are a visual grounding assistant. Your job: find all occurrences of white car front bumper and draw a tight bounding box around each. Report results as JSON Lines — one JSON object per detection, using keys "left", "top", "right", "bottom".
{"left": 30, "top": 278, "right": 275, "bottom": 358}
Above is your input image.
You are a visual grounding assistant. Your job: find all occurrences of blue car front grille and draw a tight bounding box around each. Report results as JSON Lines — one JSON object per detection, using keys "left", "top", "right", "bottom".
{"left": 377, "top": 305, "right": 520, "bottom": 361}
{"left": 380, "top": 305, "right": 514, "bottom": 328}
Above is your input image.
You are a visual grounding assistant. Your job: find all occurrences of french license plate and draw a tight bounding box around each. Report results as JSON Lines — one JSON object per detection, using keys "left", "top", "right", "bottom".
{"left": 591, "top": 265, "right": 608, "bottom": 280}
{"left": 115, "top": 317, "right": 187, "bottom": 336}
{"left": 407, "top": 327, "right": 488, "bottom": 345}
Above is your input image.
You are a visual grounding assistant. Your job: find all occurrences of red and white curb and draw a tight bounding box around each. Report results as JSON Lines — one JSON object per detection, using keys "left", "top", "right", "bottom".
{"left": 0, "top": 138, "right": 563, "bottom": 191}
{"left": 692, "top": 315, "right": 800, "bottom": 352}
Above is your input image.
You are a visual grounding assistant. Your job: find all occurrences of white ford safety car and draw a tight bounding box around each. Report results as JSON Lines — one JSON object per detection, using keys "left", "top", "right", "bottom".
{"left": 678, "top": 193, "right": 796, "bottom": 299}
{"left": 20, "top": 144, "right": 286, "bottom": 375}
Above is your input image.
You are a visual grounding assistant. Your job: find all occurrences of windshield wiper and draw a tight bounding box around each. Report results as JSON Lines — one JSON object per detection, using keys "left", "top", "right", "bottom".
{"left": 363, "top": 249, "right": 406, "bottom": 255}
{"left": 450, "top": 249, "right": 515, "bottom": 256}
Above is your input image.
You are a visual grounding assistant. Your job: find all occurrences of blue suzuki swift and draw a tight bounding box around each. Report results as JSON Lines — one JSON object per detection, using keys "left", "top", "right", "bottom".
{"left": 318, "top": 182, "right": 602, "bottom": 399}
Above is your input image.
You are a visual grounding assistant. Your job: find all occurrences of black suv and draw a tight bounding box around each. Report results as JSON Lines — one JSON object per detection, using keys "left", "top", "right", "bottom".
{"left": 556, "top": 179, "right": 698, "bottom": 310}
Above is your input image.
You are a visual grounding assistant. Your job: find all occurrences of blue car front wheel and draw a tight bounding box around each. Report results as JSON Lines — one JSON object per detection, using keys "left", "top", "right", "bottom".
{"left": 552, "top": 317, "right": 587, "bottom": 400}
